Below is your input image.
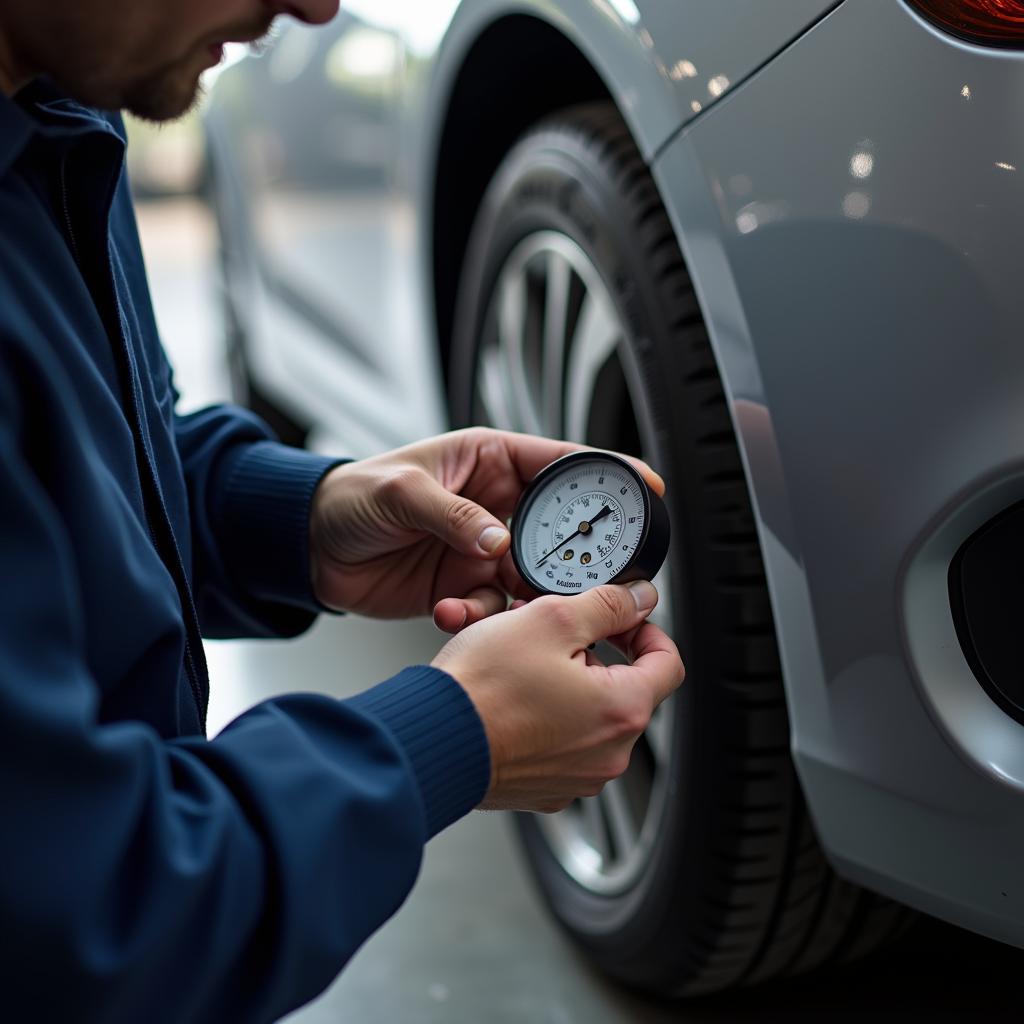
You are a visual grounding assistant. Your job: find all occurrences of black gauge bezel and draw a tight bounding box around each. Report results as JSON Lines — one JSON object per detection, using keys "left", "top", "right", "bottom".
{"left": 510, "top": 450, "right": 669, "bottom": 596}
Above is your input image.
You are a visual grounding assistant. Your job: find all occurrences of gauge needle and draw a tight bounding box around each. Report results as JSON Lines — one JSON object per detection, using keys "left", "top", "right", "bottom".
{"left": 535, "top": 504, "right": 612, "bottom": 568}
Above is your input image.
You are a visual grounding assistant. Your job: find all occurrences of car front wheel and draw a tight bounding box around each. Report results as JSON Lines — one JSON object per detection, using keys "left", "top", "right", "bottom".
{"left": 448, "top": 102, "right": 912, "bottom": 995}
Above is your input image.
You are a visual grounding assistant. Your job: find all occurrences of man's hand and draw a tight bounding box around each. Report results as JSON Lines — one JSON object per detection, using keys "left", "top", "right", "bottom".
{"left": 309, "top": 427, "right": 664, "bottom": 622}
{"left": 432, "top": 581, "right": 684, "bottom": 812}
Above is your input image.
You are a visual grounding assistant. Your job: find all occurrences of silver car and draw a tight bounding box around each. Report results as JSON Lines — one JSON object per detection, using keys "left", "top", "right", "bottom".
{"left": 202, "top": 0, "right": 1024, "bottom": 995}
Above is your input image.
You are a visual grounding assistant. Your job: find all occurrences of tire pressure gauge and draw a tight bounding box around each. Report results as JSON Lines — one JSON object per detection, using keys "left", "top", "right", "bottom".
{"left": 511, "top": 451, "right": 670, "bottom": 596}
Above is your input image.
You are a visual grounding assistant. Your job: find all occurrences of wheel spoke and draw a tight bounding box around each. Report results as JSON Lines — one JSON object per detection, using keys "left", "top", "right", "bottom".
{"left": 476, "top": 345, "right": 515, "bottom": 430}
{"left": 564, "top": 290, "right": 620, "bottom": 443}
{"left": 646, "top": 564, "right": 672, "bottom": 631}
{"left": 600, "top": 777, "right": 639, "bottom": 858}
{"left": 581, "top": 797, "right": 611, "bottom": 867}
{"left": 644, "top": 701, "right": 673, "bottom": 766}
{"left": 542, "top": 250, "right": 571, "bottom": 437}
{"left": 497, "top": 269, "right": 542, "bottom": 434}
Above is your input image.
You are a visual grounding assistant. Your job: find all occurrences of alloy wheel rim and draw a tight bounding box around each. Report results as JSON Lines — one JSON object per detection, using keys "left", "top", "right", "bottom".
{"left": 472, "top": 230, "right": 676, "bottom": 895}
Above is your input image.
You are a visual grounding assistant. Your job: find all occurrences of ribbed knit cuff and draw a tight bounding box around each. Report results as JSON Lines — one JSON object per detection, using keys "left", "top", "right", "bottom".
{"left": 345, "top": 666, "right": 492, "bottom": 838}
{"left": 219, "top": 441, "right": 343, "bottom": 610}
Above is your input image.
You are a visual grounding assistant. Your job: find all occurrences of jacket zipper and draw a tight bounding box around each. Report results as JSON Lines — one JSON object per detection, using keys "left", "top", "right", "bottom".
{"left": 59, "top": 158, "right": 79, "bottom": 264}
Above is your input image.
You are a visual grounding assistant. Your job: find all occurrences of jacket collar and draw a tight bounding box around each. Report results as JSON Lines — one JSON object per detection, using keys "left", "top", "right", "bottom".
{"left": 0, "top": 77, "right": 119, "bottom": 180}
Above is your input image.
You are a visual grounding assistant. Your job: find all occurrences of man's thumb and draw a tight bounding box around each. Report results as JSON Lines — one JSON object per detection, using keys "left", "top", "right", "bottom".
{"left": 415, "top": 474, "right": 509, "bottom": 558}
{"left": 567, "top": 581, "right": 659, "bottom": 644}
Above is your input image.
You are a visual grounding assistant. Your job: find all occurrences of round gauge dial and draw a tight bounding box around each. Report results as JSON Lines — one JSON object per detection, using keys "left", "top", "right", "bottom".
{"left": 511, "top": 451, "right": 670, "bottom": 596}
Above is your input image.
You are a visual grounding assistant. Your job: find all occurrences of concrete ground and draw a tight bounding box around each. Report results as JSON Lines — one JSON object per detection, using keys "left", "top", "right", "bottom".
{"left": 138, "top": 197, "right": 1022, "bottom": 1023}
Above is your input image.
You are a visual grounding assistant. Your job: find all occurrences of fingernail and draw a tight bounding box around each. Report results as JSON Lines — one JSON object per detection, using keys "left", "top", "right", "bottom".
{"left": 478, "top": 526, "right": 509, "bottom": 554}
{"left": 627, "top": 580, "right": 657, "bottom": 613}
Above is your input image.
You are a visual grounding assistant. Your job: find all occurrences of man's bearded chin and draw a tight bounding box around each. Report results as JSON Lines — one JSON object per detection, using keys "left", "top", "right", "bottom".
{"left": 121, "top": 64, "right": 204, "bottom": 123}
{"left": 47, "top": 59, "right": 202, "bottom": 122}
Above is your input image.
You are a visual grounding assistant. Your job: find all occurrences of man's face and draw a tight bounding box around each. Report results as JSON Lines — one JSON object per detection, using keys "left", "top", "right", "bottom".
{"left": 2, "top": 0, "right": 339, "bottom": 119}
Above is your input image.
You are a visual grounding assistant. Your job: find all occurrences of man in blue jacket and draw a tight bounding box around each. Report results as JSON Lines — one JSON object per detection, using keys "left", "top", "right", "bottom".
{"left": 0, "top": 1, "right": 684, "bottom": 1020}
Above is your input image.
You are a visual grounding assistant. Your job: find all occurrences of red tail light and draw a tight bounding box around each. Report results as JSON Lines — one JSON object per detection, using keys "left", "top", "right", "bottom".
{"left": 907, "top": 0, "right": 1024, "bottom": 46}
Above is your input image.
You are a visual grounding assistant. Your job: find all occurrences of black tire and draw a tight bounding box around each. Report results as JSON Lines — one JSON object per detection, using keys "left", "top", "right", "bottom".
{"left": 448, "top": 102, "right": 913, "bottom": 996}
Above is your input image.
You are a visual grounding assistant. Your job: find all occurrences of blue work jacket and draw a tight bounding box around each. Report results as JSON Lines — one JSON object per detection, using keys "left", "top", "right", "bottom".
{"left": 0, "top": 81, "right": 489, "bottom": 1023}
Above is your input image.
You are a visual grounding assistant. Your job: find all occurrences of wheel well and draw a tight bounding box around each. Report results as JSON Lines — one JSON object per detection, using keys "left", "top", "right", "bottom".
{"left": 431, "top": 15, "right": 612, "bottom": 381}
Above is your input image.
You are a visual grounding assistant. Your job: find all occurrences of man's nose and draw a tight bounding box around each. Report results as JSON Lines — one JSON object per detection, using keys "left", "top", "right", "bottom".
{"left": 270, "top": 1, "right": 340, "bottom": 26}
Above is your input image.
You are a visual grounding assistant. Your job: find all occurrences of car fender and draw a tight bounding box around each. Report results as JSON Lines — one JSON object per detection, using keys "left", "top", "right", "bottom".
{"left": 430, "top": 0, "right": 840, "bottom": 163}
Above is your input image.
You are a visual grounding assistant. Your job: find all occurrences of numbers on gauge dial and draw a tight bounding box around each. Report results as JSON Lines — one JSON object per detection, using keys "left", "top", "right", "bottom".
{"left": 521, "top": 460, "right": 646, "bottom": 593}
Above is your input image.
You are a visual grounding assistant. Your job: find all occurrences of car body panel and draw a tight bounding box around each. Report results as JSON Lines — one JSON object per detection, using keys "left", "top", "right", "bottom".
{"left": 205, "top": 11, "right": 448, "bottom": 455}
{"left": 652, "top": 0, "right": 1024, "bottom": 942}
